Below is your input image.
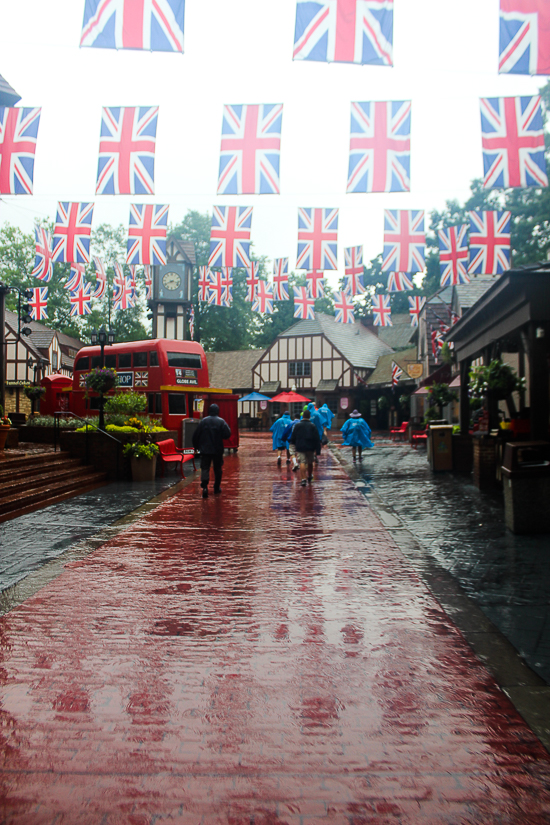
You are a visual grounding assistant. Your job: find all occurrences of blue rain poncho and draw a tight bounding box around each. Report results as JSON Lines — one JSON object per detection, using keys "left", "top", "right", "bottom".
{"left": 307, "top": 403, "right": 324, "bottom": 439}
{"left": 281, "top": 418, "right": 300, "bottom": 443}
{"left": 340, "top": 416, "right": 374, "bottom": 449}
{"left": 318, "top": 404, "right": 335, "bottom": 430}
{"left": 270, "top": 412, "right": 291, "bottom": 450}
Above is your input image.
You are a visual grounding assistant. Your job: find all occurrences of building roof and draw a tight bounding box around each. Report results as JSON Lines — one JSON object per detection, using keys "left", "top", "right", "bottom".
{"left": 279, "top": 312, "right": 393, "bottom": 369}
{"left": 377, "top": 314, "right": 417, "bottom": 349}
{"left": 454, "top": 275, "right": 498, "bottom": 311}
{"left": 206, "top": 349, "right": 264, "bottom": 391}
{"left": 366, "top": 347, "right": 418, "bottom": 388}
{"left": 0, "top": 73, "right": 21, "bottom": 106}
{"left": 4, "top": 310, "right": 84, "bottom": 364}
{"left": 5, "top": 313, "right": 44, "bottom": 361}
{"left": 167, "top": 236, "right": 197, "bottom": 266}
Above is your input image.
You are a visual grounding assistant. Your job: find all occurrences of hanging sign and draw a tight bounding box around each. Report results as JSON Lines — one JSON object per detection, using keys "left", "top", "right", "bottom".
{"left": 340, "top": 397, "right": 349, "bottom": 410}
{"left": 260, "top": 400, "right": 268, "bottom": 410}
{"left": 407, "top": 363, "right": 423, "bottom": 379}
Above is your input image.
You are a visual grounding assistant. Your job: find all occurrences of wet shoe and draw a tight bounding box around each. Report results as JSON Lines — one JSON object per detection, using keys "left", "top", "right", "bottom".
{"left": 300, "top": 479, "right": 307, "bottom": 486}
{"left": 277, "top": 457, "right": 281, "bottom": 466}
{"left": 202, "top": 488, "right": 208, "bottom": 499}
{"left": 213, "top": 487, "right": 221, "bottom": 494}
{"left": 292, "top": 464, "right": 299, "bottom": 472}
{"left": 308, "top": 476, "right": 313, "bottom": 484}
{"left": 286, "top": 459, "right": 291, "bottom": 464}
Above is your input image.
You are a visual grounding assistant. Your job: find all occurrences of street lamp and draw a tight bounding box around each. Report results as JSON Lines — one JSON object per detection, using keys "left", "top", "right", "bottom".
{"left": 90, "top": 326, "right": 115, "bottom": 430}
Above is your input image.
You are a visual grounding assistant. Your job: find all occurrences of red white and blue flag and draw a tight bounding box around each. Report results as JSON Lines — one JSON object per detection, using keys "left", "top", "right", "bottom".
{"left": 347, "top": 100, "right": 410, "bottom": 193}
{"left": 66, "top": 264, "right": 86, "bottom": 292}
{"left": 209, "top": 206, "right": 252, "bottom": 268}
{"left": 382, "top": 209, "right": 425, "bottom": 273}
{"left": 144, "top": 265, "right": 152, "bottom": 299}
{"left": 468, "top": 211, "right": 511, "bottom": 275}
{"left": 93, "top": 275, "right": 106, "bottom": 299}
{"left": 80, "top": 0, "right": 185, "bottom": 52}
{"left": 113, "top": 261, "right": 125, "bottom": 285}
{"left": 387, "top": 271, "right": 413, "bottom": 292}
{"left": 207, "top": 270, "right": 224, "bottom": 307}
{"left": 93, "top": 256, "right": 107, "bottom": 279}
{"left": 96, "top": 106, "right": 158, "bottom": 195}
{"left": 480, "top": 96, "right": 547, "bottom": 188}
{"left": 334, "top": 290, "right": 355, "bottom": 323}
{"left": 306, "top": 270, "right": 325, "bottom": 299}
{"left": 113, "top": 275, "right": 134, "bottom": 310}
{"left": 408, "top": 295, "right": 425, "bottom": 326}
{"left": 217, "top": 104, "right": 283, "bottom": 195}
{"left": 372, "top": 293, "right": 392, "bottom": 326}
{"left": 70, "top": 283, "right": 93, "bottom": 317}
{"left": 391, "top": 360, "right": 403, "bottom": 387}
{"left": 245, "top": 262, "right": 260, "bottom": 301}
{"left": 293, "top": 286, "right": 316, "bottom": 320}
{"left": 30, "top": 287, "right": 48, "bottom": 321}
{"left": 344, "top": 246, "right": 365, "bottom": 295}
{"left": 499, "top": 0, "right": 550, "bottom": 75}
{"left": 431, "top": 326, "right": 448, "bottom": 360}
{"left": 297, "top": 208, "right": 338, "bottom": 270}
{"left": 272, "top": 258, "right": 289, "bottom": 300}
{"left": 198, "top": 266, "right": 213, "bottom": 302}
{"left": 219, "top": 267, "right": 233, "bottom": 306}
{"left": 293, "top": 0, "right": 393, "bottom": 65}
{"left": 188, "top": 304, "right": 194, "bottom": 340}
{"left": 126, "top": 203, "right": 168, "bottom": 265}
{"left": 252, "top": 281, "right": 274, "bottom": 314}
{"left": 438, "top": 225, "right": 470, "bottom": 286}
{"left": 0, "top": 107, "right": 41, "bottom": 195}
{"left": 52, "top": 202, "right": 94, "bottom": 264}
{"left": 32, "top": 226, "right": 53, "bottom": 282}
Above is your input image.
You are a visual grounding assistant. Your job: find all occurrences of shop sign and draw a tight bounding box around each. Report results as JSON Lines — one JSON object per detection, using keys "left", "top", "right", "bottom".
{"left": 260, "top": 400, "right": 267, "bottom": 410}
{"left": 340, "top": 397, "right": 349, "bottom": 410}
{"left": 407, "top": 363, "right": 423, "bottom": 379}
{"left": 175, "top": 368, "right": 198, "bottom": 385}
{"left": 117, "top": 371, "right": 134, "bottom": 388}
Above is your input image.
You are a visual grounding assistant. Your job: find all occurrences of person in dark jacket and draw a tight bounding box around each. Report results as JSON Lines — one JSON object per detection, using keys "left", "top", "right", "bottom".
{"left": 192, "top": 403, "right": 231, "bottom": 498}
{"left": 289, "top": 409, "right": 321, "bottom": 486}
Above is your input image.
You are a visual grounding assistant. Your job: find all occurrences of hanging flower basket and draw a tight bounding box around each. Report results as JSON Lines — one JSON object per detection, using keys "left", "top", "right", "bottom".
{"left": 84, "top": 368, "right": 118, "bottom": 394}
{"left": 24, "top": 385, "right": 46, "bottom": 402}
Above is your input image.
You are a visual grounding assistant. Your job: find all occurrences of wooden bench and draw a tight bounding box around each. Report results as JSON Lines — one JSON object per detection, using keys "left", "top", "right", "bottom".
{"left": 390, "top": 421, "right": 409, "bottom": 441}
{"left": 157, "top": 439, "right": 196, "bottom": 477}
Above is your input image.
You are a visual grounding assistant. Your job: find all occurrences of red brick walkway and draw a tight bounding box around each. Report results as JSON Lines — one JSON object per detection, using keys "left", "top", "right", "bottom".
{"left": 1, "top": 435, "right": 550, "bottom": 824}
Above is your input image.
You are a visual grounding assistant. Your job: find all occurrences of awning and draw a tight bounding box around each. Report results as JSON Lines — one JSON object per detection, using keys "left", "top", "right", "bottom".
{"left": 259, "top": 381, "right": 280, "bottom": 393}
{"left": 316, "top": 379, "right": 339, "bottom": 392}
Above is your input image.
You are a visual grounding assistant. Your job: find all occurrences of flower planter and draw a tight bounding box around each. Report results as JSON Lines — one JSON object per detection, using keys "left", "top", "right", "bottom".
{"left": 0, "top": 425, "right": 10, "bottom": 453}
{"left": 130, "top": 455, "right": 157, "bottom": 482}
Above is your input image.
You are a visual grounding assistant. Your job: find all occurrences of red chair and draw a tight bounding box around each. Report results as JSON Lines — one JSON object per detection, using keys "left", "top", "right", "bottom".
{"left": 157, "top": 439, "right": 196, "bottom": 477}
{"left": 390, "top": 421, "right": 409, "bottom": 441}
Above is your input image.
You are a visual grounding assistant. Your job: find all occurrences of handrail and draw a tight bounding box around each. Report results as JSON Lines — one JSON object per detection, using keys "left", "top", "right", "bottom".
{"left": 53, "top": 412, "right": 122, "bottom": 473}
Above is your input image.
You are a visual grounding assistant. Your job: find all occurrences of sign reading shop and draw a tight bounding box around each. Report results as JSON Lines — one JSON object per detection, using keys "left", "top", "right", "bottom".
{"left": 117, "top": 371, "right": 134, "bottom": 388}
{"left": 175, "top": 368, "right": 198, "bottom": 385}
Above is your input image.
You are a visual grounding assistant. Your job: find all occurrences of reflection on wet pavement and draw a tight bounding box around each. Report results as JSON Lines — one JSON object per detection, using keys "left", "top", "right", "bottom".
{"left": 0, "top": 435, "right": 549, "bottom": 822}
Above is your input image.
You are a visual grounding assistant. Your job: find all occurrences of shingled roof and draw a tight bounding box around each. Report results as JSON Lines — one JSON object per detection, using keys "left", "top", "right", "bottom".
{"left": 377, "top": 314, "right": 417, "bottom": 350}
{"left": 206, "top": 349, "right": 264, "bottom": 391}
{"left": 453, "top": 275, "right": 498, "bottom": 312}
{"left": 366, "top": 347, "right": 418, "bottom": 388}
{"left": 279, "top": 312, "right": 393, "bottom": 369}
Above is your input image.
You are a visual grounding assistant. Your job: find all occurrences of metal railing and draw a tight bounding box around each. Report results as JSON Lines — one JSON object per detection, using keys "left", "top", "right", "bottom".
{"left": 53, "top": 412, "right": 123, "bottom": 475}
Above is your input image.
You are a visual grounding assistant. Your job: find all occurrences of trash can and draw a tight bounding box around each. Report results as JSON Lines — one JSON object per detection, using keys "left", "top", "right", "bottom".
{"left": 428, "top": 425, "right": 453, "bottom": 471}
{"left": 502, "top": 441, "right": 550, "bottom": 534}
{"left": 182, "top": 417, "right": 200, "bottom": 450}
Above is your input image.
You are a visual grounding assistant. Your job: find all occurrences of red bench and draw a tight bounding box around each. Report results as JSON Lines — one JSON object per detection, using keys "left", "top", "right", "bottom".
{"left": 390, "top": 421, "right": 409, "bottom": 441}
{"left": 411, "top": 432, "right": 428, "bottom": 448}
{"left": 157, "top": 439, "right": 196, "bottom": 477}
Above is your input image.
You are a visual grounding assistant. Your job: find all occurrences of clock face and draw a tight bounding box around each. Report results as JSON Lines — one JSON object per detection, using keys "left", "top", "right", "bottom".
{"left": 162, "top": 270, "right": 182, "bottom": 290}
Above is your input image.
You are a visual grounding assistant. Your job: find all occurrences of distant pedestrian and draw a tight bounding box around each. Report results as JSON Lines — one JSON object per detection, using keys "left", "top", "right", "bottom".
{"left": 281, "top": 414, "right": 301, "bottom": 471}
{"left": 307, "top": 402, "right": 324, "bottom": 462}
{"left": 318, "top": 403, "right": 335, "bottom": 432}
{"left": 270, "top": 411, "right": 291, "bottom": 465}
{"left": 192, "top": 403, "right": 231, "bottom": 498}
{"left": 289, "top": 409, "right": 321, "bottom": 486}
{"left": 340, "top": 410, "right": 374, "bottom": 463}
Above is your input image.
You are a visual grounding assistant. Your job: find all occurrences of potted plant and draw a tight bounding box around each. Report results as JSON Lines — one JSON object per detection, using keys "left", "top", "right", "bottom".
{"left": 0, "top": 406, "right": 11, "bottom": 453}
{"left": 24, "top": 384, "right": 46, "bottom": 416}
{"left": 123, "top": 440, "right": 159, "bottom": 481}
{"left": 84, "top": 367, "right": 118, "bottom": 395}
{"left": 426, "top": 383, "right": 458, "bottom": 422}
{"left": 469, "top": 360, "right": 525, "bottom": 430}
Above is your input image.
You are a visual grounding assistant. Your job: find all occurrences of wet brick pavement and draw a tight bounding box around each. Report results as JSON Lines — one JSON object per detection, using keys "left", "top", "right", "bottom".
{"left": 339, "top": 437, "right": 550, "bottom": 686}
{"left": 1, "top": 435, "right": 550, "bottom": 823}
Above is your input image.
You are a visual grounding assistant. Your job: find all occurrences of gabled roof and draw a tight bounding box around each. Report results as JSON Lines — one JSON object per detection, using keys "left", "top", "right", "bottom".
{"left": 278, "top": 312, "right": 393, "bottom": 369}
{"left": 167, "top": 236, "right": 196, "bottom": 266}
{"left": 206, "top": 349, "right": 264, "bottom": 390}
{"left": 366, "top": 347, "right": 418, "bottom": 388}
{"left": 377, "top": 314, "right": 417, "bottom": 350}
{"left": 453, "top": 276, "right": 498, "bottom": 312}
{"left": 4, "top": 314, "right": 44, "bottom": 361}
{"left": 4, "top": 310, "right": 84, "bottom": 358}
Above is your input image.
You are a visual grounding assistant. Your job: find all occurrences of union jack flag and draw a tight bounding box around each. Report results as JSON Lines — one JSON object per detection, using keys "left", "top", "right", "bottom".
{"left": 198, "top": 266, "right": 213, "bottom": 302}
{"left": 32, "top": 225, "right": 53, "bottom": 282}
{"left": 70, "top": 283, "right": 93, "bottom": 317}
{"left": 93, "top": 256, "right": 107, "bottom": 279}
{"left": 334, "top": 290, "right": 355, "bottom": 324}
{"left": 113, "top": 261, "right": 125, "bottom": 284}
{"left": 347, "top": 100, "right": 410, "bottom": 193}
{"left": 207, "top": 270, "right": 224, "bottom": 306}
{"left": 297, "top": 208, "right": 338, "bottom": 270}
{"left": 143, "top": 264, "right": 152, "bottom": 299}
{"left": 66, "top": 264, "right": 86, "bottom": 292}
{"left": 387, "top": 272, "right": 413, "bottom": 292}
{"left": 306, "top": 270, "right": 325, "bottom": 298}
{"left": 52, "top": 202, "right": 94, "bottom": 264}
{"left": 439, "top": 225, "right": 470, "bottom": 286}
{"left": 219, "top": 267, "right": 233, "bottom": 306}
{"left": 113, "top": 275, "right": 134, "bottom": 310}
{"left": 126, "top": 203, "right": 168, "bottom": 265}
{"left": 343, "top": 246, "right": 365, "bottom": 295}
{"left": 93, "top": 276, "right": 106, "bottom": 299}
{"left": 273, "top": 258, "right": 289, "bottom": 300}
{"left": 391, "top": 361, "right": 403, "bottom": 387}
{"left": 372, "top": 294, "right": 392, "bottom": 326}
{"left": 209, "top": 206, "right": 252, "bottom": 268}
{"left": 431, "top": 327, "right": 448, "bottom": 360}
{"left": 217, "top": 104, "right": 283, "bottom": 195}
{"left": 344, "top": 273, "right": 365, "bottom": 295}
{"left": 293, "top": 286, "right": 316, "bottom": 320}
{"left": 29, "top": 287, "right": 48, "bottom": 321}
{"left": 252, "top": 281, "right": 274, "bottom": 314}
{"left": 188, "top": 304, "right": 195, "bottom": 340}
{"left": 499, "top": 0, "right": 550, "bottom": 75}
{"left": 0, "top": 107, "right": 41, "bottom": 194}
{"left": 468, "top": 211, "right": 511, "bottom": 275}
{"left": 245, "top": 262, "right": 260, "bottom": 301}
{"left": 129, "top": 265, "right": 137, "bottom": 287}
{"left": 408, "top": 295, "right": 425, "bottom": 326}
{"left": 382, "top": 209, "right": 425, "bottom": 273}
{"left": 96, "top": 106, "right": 158, "bottom": 195}
{"left": 80, "top": 0, "right": 185, "bottom": 52}
{"left": 293, "top": 0, "right": 393, "bottom": 66}
{"left": 480, "top": 96, "right": 547, "bottom": 188}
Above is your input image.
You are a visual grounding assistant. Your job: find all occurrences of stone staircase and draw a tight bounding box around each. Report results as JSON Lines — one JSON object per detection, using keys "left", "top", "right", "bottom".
{"left": 0, "top": 451, "right": 109, "bottom": 523}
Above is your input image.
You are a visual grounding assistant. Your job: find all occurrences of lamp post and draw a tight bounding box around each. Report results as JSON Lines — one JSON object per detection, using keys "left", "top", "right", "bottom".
{"left": 90, "top": 326, "right": 115, "bottom": 431}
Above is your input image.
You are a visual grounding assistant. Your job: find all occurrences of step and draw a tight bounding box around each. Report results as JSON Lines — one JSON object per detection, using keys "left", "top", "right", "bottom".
{"left": 0, "top": 470, "right": 109, "bottom": 516}
{"left": 0, "top": 477, "right": 109, "bottom": 524}
{"left": 0, "top": 451, "right": 72, "bottom": 473}
{"left": 0, "top": 464, "right": 92, "bottom": 499}
{"left": 0, "top": 457, "right": 82, "bottom": 486}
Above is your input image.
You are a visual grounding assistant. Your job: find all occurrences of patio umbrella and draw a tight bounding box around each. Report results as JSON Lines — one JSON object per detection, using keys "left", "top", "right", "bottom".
{"left": 269, "top": 390, "right": 311, "bottom": 404}
{"left": 239, "top": 392, "right": 272, "bottom": 402}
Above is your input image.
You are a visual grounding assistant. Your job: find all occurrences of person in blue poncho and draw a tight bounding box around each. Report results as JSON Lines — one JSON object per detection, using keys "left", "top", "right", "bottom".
{"left": 270, "top": 411, "right": 292, "bottom": 465}
{"left": 307, "top": 402, "right": 324, "bottom": 462}
{"left": 318, "top": 403, "right": 335, "bottom": 431}
{"left": 281, "top": 414, "right": 301, "bottom": 471}
{"left": 340, "top": 409, "right": 374, "bottom": 462}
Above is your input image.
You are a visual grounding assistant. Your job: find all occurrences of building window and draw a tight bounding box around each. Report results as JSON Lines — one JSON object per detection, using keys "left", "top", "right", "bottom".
{"left": 52, "top": 352, "right": 58, "bottom": 370}
{"left": 326, "top": 397, "right": 338, "bottom": 414}
{"left": 289, "top": 361, "right": 311, "bottom": 377}
{"left": 272, "top": 402, "right": 281, "bottom": 416}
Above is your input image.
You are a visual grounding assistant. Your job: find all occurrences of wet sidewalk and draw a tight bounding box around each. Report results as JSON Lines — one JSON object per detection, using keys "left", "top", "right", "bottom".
{"left": 1, "top": 434, "right": 550, "bottom": 823}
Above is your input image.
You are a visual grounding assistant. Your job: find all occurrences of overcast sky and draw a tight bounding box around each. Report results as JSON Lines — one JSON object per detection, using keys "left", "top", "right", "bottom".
{"left": 0, "top": 0, "right": 544, "bottom": 285}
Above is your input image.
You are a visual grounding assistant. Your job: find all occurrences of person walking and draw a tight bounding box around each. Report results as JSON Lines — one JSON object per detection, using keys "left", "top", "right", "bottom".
{"left": 281, "top": 413, "right": 301, "bottom": 471}
{"left": 340, "top": 409, "right": 374, "bottom": 463}
{"left": 270, "top": 411, "right": 291, "bottom": 465}
{"left": 192, "top": 403, "right": 231, "bottom": 498}
{"left": 289, "top": 409, "right": 321, "bottom": 486}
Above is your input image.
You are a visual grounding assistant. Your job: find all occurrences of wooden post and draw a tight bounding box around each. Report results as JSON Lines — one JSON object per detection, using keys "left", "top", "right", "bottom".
{"left": 459, "top": 358, "right": 471, "bottom": 435}
{"left": 528, "top": 322, "right": 550, "bottom": 440}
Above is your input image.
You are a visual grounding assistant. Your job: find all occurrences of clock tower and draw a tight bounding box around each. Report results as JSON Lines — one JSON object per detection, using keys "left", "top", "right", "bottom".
{"left": 149, "top": 235, "right": 195, "bottom": 340}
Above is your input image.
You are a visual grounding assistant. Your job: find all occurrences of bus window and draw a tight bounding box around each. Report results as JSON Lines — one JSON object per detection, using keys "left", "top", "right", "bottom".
{"left": 167, "top": 352, "right": 202, "bottom": 369}
{"left": 91, "top": 355, "right": 102, "bottom": 368}
{"left": 155, "top": 393, "right": 162, "bottom": 413}
{"left": 105, "top": 354, "right": 116, "bottom": 369}
{"left": 133, "top": 351, "right": 147, "bottom": 367}
{"left": 118, "top": 353, "right": 131, "bottom": 368}
{"left": 75, "top": 356, "right": 89, "bottom": 370}
{"left": 150, "top": 350, "right": 159, "bottom": 367}
{"left": 148, "top": 393, "right": 162, "bottom": 414}
{"left": 168, "top": 393, "right": 187, "bottom": 415}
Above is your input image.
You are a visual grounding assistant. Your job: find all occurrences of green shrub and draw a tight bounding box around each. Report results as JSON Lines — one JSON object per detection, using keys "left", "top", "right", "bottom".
{"left": 104, "top": 391, "right": 147, "bottom": 416}
{"left": 123, "top": 442, "right": 159, "bottom": 460}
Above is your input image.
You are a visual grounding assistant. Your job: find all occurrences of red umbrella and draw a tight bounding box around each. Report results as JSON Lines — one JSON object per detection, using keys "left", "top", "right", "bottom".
{"left": 269, "top": 390, "right": 312, "bottom": 404}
